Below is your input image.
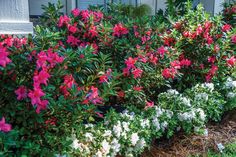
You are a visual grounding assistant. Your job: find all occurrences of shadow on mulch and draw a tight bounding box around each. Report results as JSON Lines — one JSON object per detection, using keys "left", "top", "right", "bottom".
{"left": 141, "top": 110, "right": 236, "bottom": 157}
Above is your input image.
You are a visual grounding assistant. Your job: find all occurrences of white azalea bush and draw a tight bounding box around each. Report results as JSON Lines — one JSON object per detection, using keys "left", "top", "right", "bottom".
{"left": 59, "top": 78, "right": 235, "bottom": 157}
{"left": 221, "top": 77, "right": 236, "bottom": 110}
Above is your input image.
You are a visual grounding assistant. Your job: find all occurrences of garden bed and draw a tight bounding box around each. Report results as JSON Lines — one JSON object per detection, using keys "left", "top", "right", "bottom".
{"left": 0, "top": 1, "right": 236, "bottom": 157}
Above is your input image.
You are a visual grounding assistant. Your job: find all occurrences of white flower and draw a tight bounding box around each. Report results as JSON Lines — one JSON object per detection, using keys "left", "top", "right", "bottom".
{"left": 217, "top": 143, "right": 225, "bottom": 153}
{"left": 140, "top": 119, "right": 150, "bottom": 128}
{"left": 71, "top": 138, "right": 81, "bottom": 150}
{"left": 136, "top": 138, "right": 146, "bottom": 150}
{"left": 167, "top": 89, "right": 179, "bottom": 95}
{"left": 195, "top": 93, "right": 208, "bottom": 101}
{"left": 181, "top": 97, "right": 191, "bottom": 107}
{"left": 152, "top": 118, "right": 160, "bottom": 131}
{"left": 165, "top": 110, "right": 173, "bottom": 118}
{"left": 111, "top": 138, "right": 120, "bottom": 153}
{"left": 85, "top": 123, "right": 94, "bottom": 128}
{"left": 102, "top": 140, "right": 111, "bottom": 154}
{"left": 103, "top": 130, "right": 112, "bottom": 137}
{"left": 113, "top": 121, "right": 122, "bottom": 138}
{"left": 178, "top": 110, "right": 196, "bottom": 121}
{"left": 131, "top": 133, "right": 139, "bottom": 146}
{"left": 227, "top": 92, "right": 236, "bottom": 98}
{"left": 202, "top": 83, "right": 214, "bottom": 92}
{"left": 85, "top": 133, "right": 93, "bottom": 142}
{"left": 196, "top": 108, "right": 206, "bottom": 121}
{"left": 122, "top": 122, "right": 130, "bottom": 132}
{"left": 203, "top": 128, "right": 208, "bottom": 137}
{"left": 155, "top": 107, "right": 163, "bottom": 117}
{"left": 161, "top": 121, "right": 168, "bottom": 130}
{"left": 94, "top": 151, "right": 103, "bottom": 157}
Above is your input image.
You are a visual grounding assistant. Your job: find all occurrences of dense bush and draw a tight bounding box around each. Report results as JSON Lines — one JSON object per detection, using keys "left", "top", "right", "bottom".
{"left": 0, "top": 2, "right": 235, "bottom": 156}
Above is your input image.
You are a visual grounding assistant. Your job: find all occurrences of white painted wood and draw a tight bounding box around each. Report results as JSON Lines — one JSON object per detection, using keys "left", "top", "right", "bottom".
{"left": 29, "top": 0, "right": 66, "bottom": 15}
{"left": 214, "top": 0, "right": 225, "bottom": 15}
{"left": 0, "top": 0, "right": 33, "bottom": 34}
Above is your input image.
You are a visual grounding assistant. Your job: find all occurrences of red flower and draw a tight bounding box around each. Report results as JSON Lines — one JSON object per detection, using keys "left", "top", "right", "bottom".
{"left": 133, "top": 86, "right": 143, "bottom": 91}
{"left": 132, "top": 68, "right": 143, "bottom": 78}
{"left": 33, "top": 70, "right": 51, "bottom": 86}
{"left": 145, "top": 101, "right": 154, "bottom": 110}
{"left": 15, "top": 86, "right": 28, "bottom": 100}
{"left": 227, "top": 56, "right": 236, "bottom": 67}
{"left": 85, "top": 86, "right": 103, "bottom": 104}
{"left": 117, "top": 90, "right": 125, "bottom": 98}
{"left": 67, "top": 35, "right": 80, "bottom": 46}
{"left": 112, "top": 23, "right": 129, "bottom": 37}
{"left": 0, "top": 46, "right": 11, "bottom": 67}
{"left": 208, "top": 56, "right": 216, "bottom": 63}
{"left": 222, "top": 24, "right": 231, "bottom": 32}
{"left": 162, "top": 68, "right": 177, "bottom": 79}
{"left": 196, "top": 25, "right": 203, "bottom": 35}
{"left": 157, "top": 46, "right": 167, "bottom": 56}
{"left": 28, "top": 87, "right": 45, "bottom": 105}
{"left": 36, "top": 51, "right": 48, "bottom": 68}
{"left": 231, "top": 35, "right": 236, "bottom": 43}
{"left": 123, "top": 67, "right": 130, "bottom": 76}
{"left": 214, "top": 45, "right": 220, "bottom": 52}
{"left": 68, "top": 24, "right": 78, "bottom": 34}
{"left": 99, "top": 69, "right": 112, "bottom": 83}
{"left": 71, "top": 8, "right": 80, "bottom": 17}
{"left": 125, "top": 57, "right": 137, "bottom": 69}
{"left": 58, "top": 15, "right": 70, "bottom": 27}
{"left": 36, "top": 100, "right": 48, "bottom": 114}
{"left": 180, "top": 59, "right": 191, "bottom": 67}
{"left": 170, "top": 60, "right": 181, "bottom": 69}
{"left": 88, "top": 25, "right": 98, "bottom": 38}
{"left": 0, "top": 117, "right": 11, "bottom": 133}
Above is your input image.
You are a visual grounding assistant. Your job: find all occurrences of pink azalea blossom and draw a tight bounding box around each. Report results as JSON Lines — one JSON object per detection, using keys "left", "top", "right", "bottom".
{"left": 99, "top": 69, "right": 112, "bottom": 83}
{"left": 222, "top": 24, "right": 231, "bottom": 32}
{"left": 180, "top": 59, "right": 191, "bottom": 67}
{"left": 132, "top": 68, "right": 143, "bottom": 78}
{"left": 112, "top": 23, "right": 129, "bottom": 37}
{"left": 0, "top": 46, "right": 11, "bottom": 67}
{"left": 58, "top": 15, "right": 70, "bottom": 27}
{"left": 15, "top": 86, "right": 27, "bottom": 100}
{"left": 67, "top": 35, "right": 80, "bottom": 46}
{"left": 170, "top": 60, "right": 181, "bottom": 69}
{"left": 36, "top": 100, "right": 48, "bottom": 114}
{"left": 157, "top": 46, "right": 167, "bottom": 56}
{"left": 125, "top": 57, "right": 137, "bottom": 69}
{"left": 71, "top": 8, "right": 80, "bottom": 17}
{"left": 36, "top": 51, "right": 48, "bottom": 68}
{"left": 68, "top": 24, "right": 78, "bottom": 34}
{"left": 145, "top": 101, "right": 154, "bottom": 110}
{"left": 0, "top": 117, "right": 11, "bottom": 133}
{"left": 162, "top": 68, "right": 177, "bottom": 79}
{"left": 231, "top": 35, "right": 236, "bottom": 43}
{"left": 133, "top": 86, "right": 143, "bottom": 91}
{"left": 33, "top": 70, "right": 51, "bottom": 86}
{"left": 227, "top": 56, "right": 236, "bottom": 67}
{"left": 28, "top": 87, "right": 45, "bottom": 105}
{"left": 86, "top": 86, "right": 103, "bottom": 104}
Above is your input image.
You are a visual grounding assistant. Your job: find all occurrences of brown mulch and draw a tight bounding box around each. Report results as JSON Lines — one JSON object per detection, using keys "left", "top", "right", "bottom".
{"left": 141, "top": 110, "right": 236, "bottom": 157}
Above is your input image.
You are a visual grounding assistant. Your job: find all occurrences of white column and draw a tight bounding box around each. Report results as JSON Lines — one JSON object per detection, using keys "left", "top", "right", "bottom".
{"left": 0, "top": 0, "right": 33, "bottom": 34}
{"left": 214, "top": 0, "right": 225, "bottom": 15}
